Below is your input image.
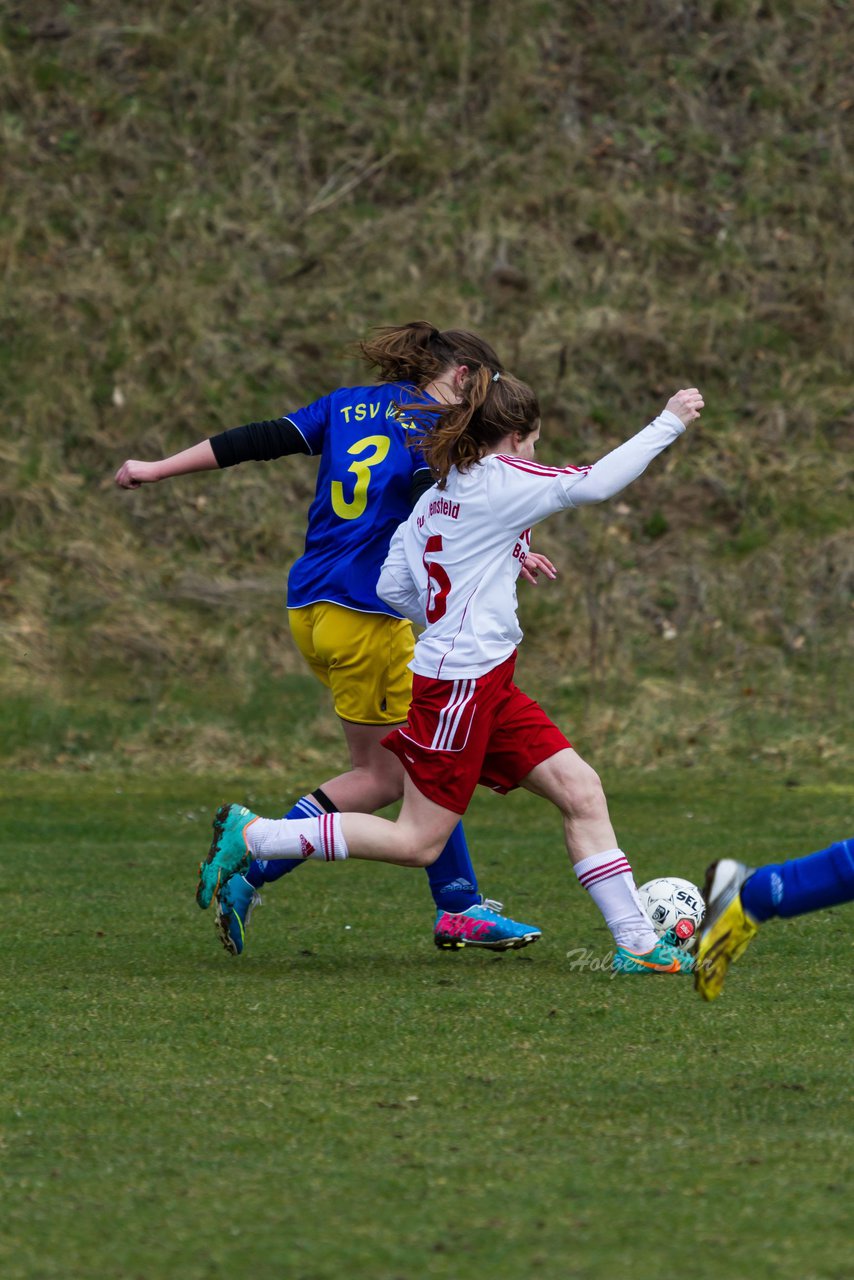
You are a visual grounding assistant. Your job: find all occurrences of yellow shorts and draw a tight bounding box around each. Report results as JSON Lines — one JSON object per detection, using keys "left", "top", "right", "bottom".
{"left": 288, "top": 603, "right": 414, "bottom": 726}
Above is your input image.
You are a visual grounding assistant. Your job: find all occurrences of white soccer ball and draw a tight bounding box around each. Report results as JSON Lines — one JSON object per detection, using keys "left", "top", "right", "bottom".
{"left": 638, "top": 876, "right": 705, "bottom": 951}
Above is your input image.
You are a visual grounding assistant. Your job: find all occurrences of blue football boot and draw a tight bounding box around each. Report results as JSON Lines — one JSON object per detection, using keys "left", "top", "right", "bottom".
{"left": 434, "top": 898, "right": 542, "bottom": 951}
{"left": 216, "top": 873, "right": 262, "bottom": 956}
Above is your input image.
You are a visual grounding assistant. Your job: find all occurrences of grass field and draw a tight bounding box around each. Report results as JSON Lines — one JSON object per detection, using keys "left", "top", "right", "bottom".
{"left": 4, "top": 767, "right": 852, "bottom": 1279}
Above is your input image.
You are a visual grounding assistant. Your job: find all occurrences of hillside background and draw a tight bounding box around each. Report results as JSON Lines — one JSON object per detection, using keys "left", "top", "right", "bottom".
{"left": 1, "top": 0, "right": 851, "bottom": 777}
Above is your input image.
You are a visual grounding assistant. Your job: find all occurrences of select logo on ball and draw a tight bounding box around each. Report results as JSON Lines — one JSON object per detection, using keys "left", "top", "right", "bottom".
{"left": 638, "top": 876, "right": 706, "bottom": 951}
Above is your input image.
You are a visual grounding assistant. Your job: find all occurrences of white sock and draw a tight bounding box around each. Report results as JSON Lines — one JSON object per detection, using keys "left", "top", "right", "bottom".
{"left": 253, "top": 793, "right": 328, "bottom": 873}
{"left": 246, "top": 813, "right": 349, "bottom": 862}
{"left": 575, "top": 848, "right": 657, "bottom": 952}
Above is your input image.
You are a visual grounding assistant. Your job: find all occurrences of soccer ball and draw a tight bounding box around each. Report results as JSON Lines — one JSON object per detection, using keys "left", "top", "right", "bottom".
{"left": 638, "top": 877, "right": 705, "bottom": 951}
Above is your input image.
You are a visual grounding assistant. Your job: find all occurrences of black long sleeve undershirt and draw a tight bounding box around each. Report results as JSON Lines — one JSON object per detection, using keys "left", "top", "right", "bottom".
{"left": 210, "top": 417, "right": 435, "bottom": 508}
{"left": 209, "top": 418, "right": 311, "bottom": 467}
{"left": 409, "top": 467, "right": 436, "bottom": 503}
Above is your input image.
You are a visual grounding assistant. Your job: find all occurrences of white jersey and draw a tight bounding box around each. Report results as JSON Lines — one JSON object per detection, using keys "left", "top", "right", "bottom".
{"left": 377, "top": 410, "right": 685, "bottom": 680}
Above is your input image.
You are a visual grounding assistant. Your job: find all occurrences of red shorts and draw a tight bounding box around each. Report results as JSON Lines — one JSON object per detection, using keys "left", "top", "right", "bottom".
{"left": 382, "top": 651, "right": 571, "bottom": 815}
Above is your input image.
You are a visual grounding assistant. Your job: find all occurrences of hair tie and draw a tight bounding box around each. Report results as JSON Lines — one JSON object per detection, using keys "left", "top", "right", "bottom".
{"left": 492, "top": 371, "right": 501, "bottom": 382}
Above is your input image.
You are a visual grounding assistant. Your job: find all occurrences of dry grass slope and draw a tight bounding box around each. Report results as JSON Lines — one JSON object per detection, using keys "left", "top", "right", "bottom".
{"left": 1, "top": 0, "right": 851, "bottom": 770}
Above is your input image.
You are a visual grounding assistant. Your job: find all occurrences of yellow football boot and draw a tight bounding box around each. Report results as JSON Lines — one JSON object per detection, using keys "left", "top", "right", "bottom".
{"left": 695, "top": 859, "right": 759, "bottom": 1001}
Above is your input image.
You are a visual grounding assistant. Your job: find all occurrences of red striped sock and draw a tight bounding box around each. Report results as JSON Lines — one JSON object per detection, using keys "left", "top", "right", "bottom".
{"left": 246, "top": 813, "right": 349, "bottom": 863}
{"left": 574, "top": 848, "right": 657, "bottom": 951}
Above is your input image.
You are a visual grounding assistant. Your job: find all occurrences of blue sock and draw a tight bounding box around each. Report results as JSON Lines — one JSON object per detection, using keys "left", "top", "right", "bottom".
{"left": 245, "top": 792, "right": 329, "bottom": 888}
{"left": 427, "top": 822, "right": 480, "bottom": 914}
{"left": 741, "top": 838, "right": 854, "bottom": 922}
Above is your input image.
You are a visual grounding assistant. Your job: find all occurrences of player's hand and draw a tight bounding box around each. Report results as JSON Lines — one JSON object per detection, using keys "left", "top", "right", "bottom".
{"left": 665, "top": 388, "right": 703, "bottom": 427}
{"left": 520, "top": 551, "right": 557, "bottom": 587}
{"left": 115, "top": 459, "right": 158, "bottom": 488}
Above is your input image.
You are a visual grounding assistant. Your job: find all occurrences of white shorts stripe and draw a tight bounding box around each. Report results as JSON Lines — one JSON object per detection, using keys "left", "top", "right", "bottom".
{"left": 432, "top": 679, "right": 467, "bottom": 750}
{"left": 440, "top": 680, "right": 476, "bottom": 751}
{"left": 432, "top": 678, "right": 476, "bottom": 751}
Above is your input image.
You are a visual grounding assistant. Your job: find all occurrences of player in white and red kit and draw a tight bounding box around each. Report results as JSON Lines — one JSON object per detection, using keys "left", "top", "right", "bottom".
{"left": 197, "top": 367, "right": 704, "bottom": 974}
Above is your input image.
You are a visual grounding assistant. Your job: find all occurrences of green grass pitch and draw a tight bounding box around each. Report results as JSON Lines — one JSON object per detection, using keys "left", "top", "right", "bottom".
{"left": 3, "top": 769, "right": 852, "bottom": 1279}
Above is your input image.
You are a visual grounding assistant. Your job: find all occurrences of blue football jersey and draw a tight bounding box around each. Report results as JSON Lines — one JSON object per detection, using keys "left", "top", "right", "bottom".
{"left": 285, "top": 383, "right": 431, "bottom": 615}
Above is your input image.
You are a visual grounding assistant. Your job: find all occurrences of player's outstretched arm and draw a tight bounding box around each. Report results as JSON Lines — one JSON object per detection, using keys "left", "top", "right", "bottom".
{"left": 114, "top": 440, "right": 219, "bottom": 488}
{"left": 664, "top": 387, "right": 703, "bottom": 427}
{"left": 566, "top": 386, "right": 703, "bottom": 507}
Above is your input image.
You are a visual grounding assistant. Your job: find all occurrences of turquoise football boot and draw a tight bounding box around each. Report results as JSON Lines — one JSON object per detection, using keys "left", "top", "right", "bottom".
{"left": 612, "top": 936, "right": 694, "bottom": 974}
{"left": 197, "top": 804, "right": 257, "bottom": 910}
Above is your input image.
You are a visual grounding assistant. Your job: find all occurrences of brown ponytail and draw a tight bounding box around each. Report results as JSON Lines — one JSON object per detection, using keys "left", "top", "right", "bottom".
{"left": 359, "top": 321, "right": 504, "bottom": 387}
{"left": 401, "top": 368, "right": 540, "bottom": 489}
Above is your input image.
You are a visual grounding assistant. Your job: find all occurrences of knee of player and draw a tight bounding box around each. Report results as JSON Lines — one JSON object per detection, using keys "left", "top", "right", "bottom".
{"left": 410, "top": 845, "right": 440, "bottom": 869}
{"left": 376, "top": 780, "right": 405, "bottom": 809}
{"left": 353, "top": 761, "right": 404, "bottom": 810}
{"left": 564, "top": 763, "right": 608, "bottom": 819}
{"left": 397, "top": 838, "right": 441, "bottom": 868}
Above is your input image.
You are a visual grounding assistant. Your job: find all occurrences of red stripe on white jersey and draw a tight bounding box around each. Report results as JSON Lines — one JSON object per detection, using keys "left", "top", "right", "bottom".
{"left": 496, "top": 455, "right": 590, "bottom": 478}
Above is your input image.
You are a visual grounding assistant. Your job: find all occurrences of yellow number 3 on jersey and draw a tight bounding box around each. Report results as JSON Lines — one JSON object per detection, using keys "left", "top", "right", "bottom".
{"left": 330, "top": 434, "right": 391, "bottom": 520}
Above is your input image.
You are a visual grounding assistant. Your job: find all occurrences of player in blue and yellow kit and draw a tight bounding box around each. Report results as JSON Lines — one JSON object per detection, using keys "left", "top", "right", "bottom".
{"left": 696, "top": 836, "right": 854, "bottom": 1000}
{"left": 115, "top": 321, "right": 543, "bottom": 955}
